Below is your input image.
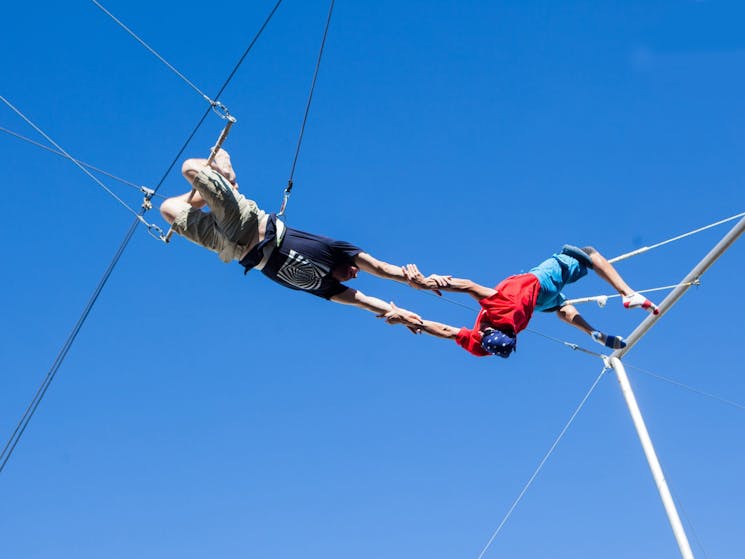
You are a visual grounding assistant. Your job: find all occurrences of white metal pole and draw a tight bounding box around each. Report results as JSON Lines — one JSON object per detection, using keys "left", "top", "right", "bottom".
{"left": 613, "top": 214, "right": 745, "bottom": 359}
{"left": 603, "top": 215, "right": 745, "bottom": 558}
{"left": 609, "top": 357, "right": 694, "bottom": 559}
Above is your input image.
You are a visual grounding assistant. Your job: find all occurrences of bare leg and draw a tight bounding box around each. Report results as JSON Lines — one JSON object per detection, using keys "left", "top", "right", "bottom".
{"left": 583, "top": 246, "right": 659, "bottom": 314}
{"left": 557, "top": 304, "right": 626, "bottom": 349}
{"left": 160, "top": 149, "right": 239, "bottom": 224}
{"left": 557, "top": 304, "right": 597, "bottom": 335}
{"left": 583, "top": 247, "right": 633, "bottom": 296}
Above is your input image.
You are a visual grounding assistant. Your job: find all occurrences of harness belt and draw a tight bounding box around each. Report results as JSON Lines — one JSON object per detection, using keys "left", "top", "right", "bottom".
{"left": 239, "top": 214, "right": 286, "bottom": 274}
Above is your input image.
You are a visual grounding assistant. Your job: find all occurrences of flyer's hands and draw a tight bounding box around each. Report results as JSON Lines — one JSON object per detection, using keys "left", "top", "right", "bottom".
{"left": 379, "top": 302, "right": 423, "bottom": 334}
{"left": 402, "top": 264, "right": 451, "bottom": 296}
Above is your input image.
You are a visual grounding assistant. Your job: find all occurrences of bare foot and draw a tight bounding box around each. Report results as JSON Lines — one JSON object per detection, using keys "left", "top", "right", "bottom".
{"left": 210, "top": 148, "right": 238, "bottom": 187}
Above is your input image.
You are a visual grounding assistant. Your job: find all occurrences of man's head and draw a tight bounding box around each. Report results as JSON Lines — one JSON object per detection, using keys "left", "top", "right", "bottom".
{"left": 331, "top": 262, "right": 360, "bottom": 282}
{"left": 481, "top": 328, "right": 517, "bottom": 358}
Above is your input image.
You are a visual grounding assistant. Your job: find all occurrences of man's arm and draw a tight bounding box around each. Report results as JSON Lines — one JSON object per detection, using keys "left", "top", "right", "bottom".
{"left": 330, "top": 287, "right": 423, "bottom": 328}
{"left": 384, "top": 302, "right": 461, "bottom": 339}
{"left": 403, "top": 264, "right": 495, "bottom": 301}
{"left": 355, "top": 252, "right": 449, "bottom": 294}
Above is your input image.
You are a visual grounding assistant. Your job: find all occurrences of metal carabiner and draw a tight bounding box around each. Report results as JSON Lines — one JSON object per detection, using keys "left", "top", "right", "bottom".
{"left": 211, "top": 101, "right": 236, "bottom": 123}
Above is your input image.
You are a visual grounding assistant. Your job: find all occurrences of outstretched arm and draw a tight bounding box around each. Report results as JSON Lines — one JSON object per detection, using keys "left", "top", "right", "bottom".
{"left": 403, "top": 264, "right": 495, "bottom": 301}
{"left": 355, "top": 252, "right": 448, "bottom": 294}
{"left": 331, "top": 287, "right": 423, "bottom": 330}
{"left": 384, "top": 302, "right": 461, "bottom": 339}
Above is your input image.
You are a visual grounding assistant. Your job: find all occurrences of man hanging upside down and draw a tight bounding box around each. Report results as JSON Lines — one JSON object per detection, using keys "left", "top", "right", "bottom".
{"left": 159, "top": 148, "right": 437, "bottom": 327}
{"left": 391, "top": 246, "right": 660, "bottom": 358}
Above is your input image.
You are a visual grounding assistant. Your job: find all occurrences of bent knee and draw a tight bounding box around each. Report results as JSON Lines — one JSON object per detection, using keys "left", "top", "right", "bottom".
{"left": 160, "top": 198, "right": 182, "bottom": 224}
{"left": 181, "top": 158, "right": 204, "bottom": 179}
{"left": 582, "top": 246, "right": 598, "bottom": 255}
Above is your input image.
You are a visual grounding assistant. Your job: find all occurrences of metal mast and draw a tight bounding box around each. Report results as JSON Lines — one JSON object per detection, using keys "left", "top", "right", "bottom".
{"left": 608, "top": 215, "right": 745, "bottom": 559}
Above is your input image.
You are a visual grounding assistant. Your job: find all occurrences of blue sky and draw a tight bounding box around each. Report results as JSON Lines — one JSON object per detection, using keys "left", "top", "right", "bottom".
{"left": 1, "top": 1, "right": 744, "bottom": 558}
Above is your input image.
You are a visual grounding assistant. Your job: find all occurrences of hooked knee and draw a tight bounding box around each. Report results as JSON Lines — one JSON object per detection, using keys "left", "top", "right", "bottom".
{"left": 181, "top": 158, "right": 203, "bottom": 180}
{"left": 160, "top": 198, "right": 180, "bottom": 224}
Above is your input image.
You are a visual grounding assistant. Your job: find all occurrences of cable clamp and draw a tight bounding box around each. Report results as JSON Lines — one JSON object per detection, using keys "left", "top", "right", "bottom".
{"left": 140, "top": 186, "right": 155, "bottom": 211}
{"left": 211, "top": 101, "right": 237, "bottom": 123}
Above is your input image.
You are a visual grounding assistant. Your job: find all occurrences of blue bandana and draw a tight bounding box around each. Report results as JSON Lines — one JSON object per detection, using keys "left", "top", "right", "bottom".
{"left": 481, "top": 329, "right": 517, "bottom": 358}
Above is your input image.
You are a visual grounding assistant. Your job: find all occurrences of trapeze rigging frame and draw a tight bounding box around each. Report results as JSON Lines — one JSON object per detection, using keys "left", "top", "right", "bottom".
{"left": 606, "top": 214, "right": 745, "bottom": 559}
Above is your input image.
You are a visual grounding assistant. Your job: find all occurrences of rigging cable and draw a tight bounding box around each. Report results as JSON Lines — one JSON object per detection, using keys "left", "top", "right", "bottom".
{"left": 0, "top": 96, "right": 164, "bottom": 237}
{"left": 475, "top": 365, "right": 609, "bottom": 559}
{"left": 0, "top": 125, "right": 160, "bottom": 197}
{"left": 279, "top": 0, "right": 336, "bottom": 216}
{"left": 564, "top": 280, "right": 701, "bottom": 307}
{"left": 625, "top": 362, "right": 745, "bottom": 412}
{"left": 0, "top": 0, "right": 285, "bottom": 474}
{"left": 609, "top": 211, "right": 745, "bottom": 263}
{"left": 92, "top": 0, "right": 221, "bottom": 109}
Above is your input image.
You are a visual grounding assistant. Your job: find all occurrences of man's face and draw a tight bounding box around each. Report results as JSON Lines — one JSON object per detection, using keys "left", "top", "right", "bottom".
{"left": 332, "top": 263, "right": 360, "bottom": 282}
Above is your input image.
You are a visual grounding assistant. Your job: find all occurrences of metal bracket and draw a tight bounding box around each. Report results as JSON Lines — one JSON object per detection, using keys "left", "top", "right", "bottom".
{"left": 141, "top": 186, "right": 155, "bottom": 211}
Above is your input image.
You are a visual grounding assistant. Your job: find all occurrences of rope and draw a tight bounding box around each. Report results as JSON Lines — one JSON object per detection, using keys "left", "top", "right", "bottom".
{"left": 625, "top": 362, "right": 745, "bottom": 412}
{"left": 0, "top": 218, "right": 140, "bottom": 474}
{"left": 524, "top": 328, "right": 606, "bottom": 359}
{"left": 0, "top": 2, "right": 285, "bottom": 474}
{"left": 0, "top": 96, "right": 164, "bottom": 238}
{"left": 149, "top": 0, "right": 284, "bottom": 199}
{"left": 92, "top": 0, "right": 215, "bottom": 106}
{"left": 609, "top": 211, "right": 745, "bottom": 263}
{"left": 278, "top": 0, "right": 336, "bottom": 217}
{"left": 564, "top": 280, "right": 701, "bottom": 307}
{"left": 475, "top": 366, "right": 609, "bottom": 559}
{"left": 0, "top": 125, "right": 161, "bottom": 198}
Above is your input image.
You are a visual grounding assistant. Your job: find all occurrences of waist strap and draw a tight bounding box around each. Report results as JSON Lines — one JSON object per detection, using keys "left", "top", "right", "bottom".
{"left": 239, "top": 214, "right": 286, "bottom": 273}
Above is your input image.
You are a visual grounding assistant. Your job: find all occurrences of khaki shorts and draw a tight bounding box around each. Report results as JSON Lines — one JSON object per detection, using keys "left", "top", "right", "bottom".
{"left": 172, "top": 168, "right": 266, "bottom": 262}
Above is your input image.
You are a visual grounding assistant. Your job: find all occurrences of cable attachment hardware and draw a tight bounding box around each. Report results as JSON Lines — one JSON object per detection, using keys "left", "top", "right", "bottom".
{"left": 277, "top": 179, "right": 294, "bottom": 218}
{"left": 211, "top": 101, "right": 236, "bottom": 123}
{"left": 596, "top": 295, "right": 608, "bottom": 308}
{"left": 135, "top": 215, "right": 165, "bottom": 241}
{"left": 140, "top": 186, "right": 155, "bottom": 211}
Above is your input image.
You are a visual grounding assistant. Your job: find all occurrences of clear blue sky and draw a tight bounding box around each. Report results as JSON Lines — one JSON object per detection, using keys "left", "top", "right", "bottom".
{"left": 2, "top": 1, "right": 743, "bottom": 558}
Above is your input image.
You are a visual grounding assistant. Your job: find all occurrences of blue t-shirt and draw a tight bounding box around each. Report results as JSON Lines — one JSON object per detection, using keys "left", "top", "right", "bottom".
{"left": 260, "top": 225, "right": 363, "bottom": 299}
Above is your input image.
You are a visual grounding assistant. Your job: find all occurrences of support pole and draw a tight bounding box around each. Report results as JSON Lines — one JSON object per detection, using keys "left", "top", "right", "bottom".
{"left": 613, "top": 214, "right": 745, "bottom": 359}
{"left": 609, "top": 357, "right": 694, "bottom": 559}
{"left": 604, "top": 215, "right": 745, "bottom": 558}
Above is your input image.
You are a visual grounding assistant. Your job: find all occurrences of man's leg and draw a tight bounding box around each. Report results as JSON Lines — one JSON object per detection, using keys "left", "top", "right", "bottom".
{"left": 179, "top": 153, "right": 262, "bottom": 245}
{"left": 582, "top": 246, "right": 659, "bottom": 314}
{"left": 557, "top": 304, "right": 626, "bottom": 349}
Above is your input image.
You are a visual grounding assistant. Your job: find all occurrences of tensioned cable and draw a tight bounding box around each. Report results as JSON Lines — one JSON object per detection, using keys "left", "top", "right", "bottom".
{"left": 564, "top": 280, "right": 700, "bottom": 307}
{"left": 92, "top": 0, "right": 214, "bottom": 105}
{"left": 609, "top": 211, "right": 745, "bottom": 263}
{"left": 279, "top": 0, "right": 336, "bottom": 215}
{"left": 524, "top": 328, "right": 606, "bottom": 359}
{"left": 0, "top": 96, "right": 162, "bottom": 235}
{"left": 625, "top": 362, "right": 745, "bottom": 412}
{"left": 0, "top": 125, "right": 160, "bottom": 198}
{"left": 0, "top": 219, "right": 140, "bottom": 474}
{"left": 148, "top": 0, "right": 284, "bottom": 197}
{"left": 475, "top": 366, "right": 609, "bottom": 559}
{"left": 0, "top": 1, "right": 285, "bottom": 474}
